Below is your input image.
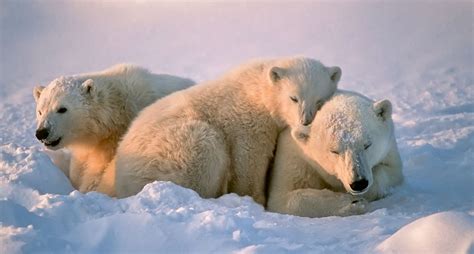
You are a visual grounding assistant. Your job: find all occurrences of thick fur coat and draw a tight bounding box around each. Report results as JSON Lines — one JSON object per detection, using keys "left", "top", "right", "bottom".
{"left": 33, "top": 64, "right": 194, "bottom": 196}
{"left": 115, "top": 57, "right": 341, "bottom": 204}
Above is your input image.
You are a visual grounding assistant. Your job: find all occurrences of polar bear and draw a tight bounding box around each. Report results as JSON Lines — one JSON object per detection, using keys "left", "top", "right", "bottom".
{"left": 115, "top": 57, "right": 342, "bottom": 204}
{"left": 267, "top": 90, "right": 403, "bottom": 217}
{"left": 33, "top": 64, "right": 194, "bottom": 196}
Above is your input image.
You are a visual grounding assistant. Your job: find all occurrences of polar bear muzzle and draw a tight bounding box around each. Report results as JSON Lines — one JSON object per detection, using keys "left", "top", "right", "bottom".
{"left": 35, "top": 127, "right": 62, "bottom": 148}
{"left": 349, "top": 178, "right": 369, "bottom": 193}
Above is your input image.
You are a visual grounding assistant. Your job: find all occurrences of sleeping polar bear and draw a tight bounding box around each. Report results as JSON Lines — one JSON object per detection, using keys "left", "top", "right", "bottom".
{"left": 267, "top": 90, "right": 403, "bottom": 217}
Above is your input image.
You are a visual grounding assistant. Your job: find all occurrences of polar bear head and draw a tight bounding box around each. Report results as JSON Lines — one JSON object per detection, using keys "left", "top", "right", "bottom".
{"left": 300, "top": 91, "right": 394, "bottom": 195}
{"left": 33, "top": 77, "right": 103, "bottom": 150}
{"left": 268, "top": 57, "right": 341, "bottom": 140}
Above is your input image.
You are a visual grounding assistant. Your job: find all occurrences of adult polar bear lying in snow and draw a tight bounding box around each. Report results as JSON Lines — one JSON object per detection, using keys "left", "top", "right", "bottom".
{"left": 267, "top": 91, "right": 403, "bottom": 217}
{"left": 33, "top": 64, "right": 194, "bottom": 196}
{"left": 115, "top": 57, "right": 342, "bottom": 205}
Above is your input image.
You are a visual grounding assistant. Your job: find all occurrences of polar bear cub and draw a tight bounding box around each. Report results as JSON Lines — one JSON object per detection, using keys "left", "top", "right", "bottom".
{"left": 115, "top": 57, "right": 341, "bottom": 204}
{"left": 267, "top": 90, "right": 403, "bottom": 217}
{"left": 33, "top": 64, "right": 194, "bottom": 196}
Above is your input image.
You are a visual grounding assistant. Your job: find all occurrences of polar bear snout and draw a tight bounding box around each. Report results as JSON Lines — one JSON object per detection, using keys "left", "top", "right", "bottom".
{"left": 300, "top": 102, "right": 319, "bottom": 126}
{"left": 35, "top": 127, "right": 62, "bottom": 148}
{"left": 349, "top": 178, "right": 369, "bottom": 193}
{"left": 35, "top": 128, "right": 50, "bottom": 140}
{"left": 300, "top": 108, "right": 314, "bottom": 126}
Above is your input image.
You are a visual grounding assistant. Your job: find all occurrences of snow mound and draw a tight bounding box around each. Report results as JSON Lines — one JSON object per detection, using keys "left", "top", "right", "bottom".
{"left": 0, "top": 144, "right": 73, "bottom": 195}
{"left": 377, "top": 211, "right": 474, "bottom": 254}
{"left": 1, "top": 180, "right": 372, "bottom": 253}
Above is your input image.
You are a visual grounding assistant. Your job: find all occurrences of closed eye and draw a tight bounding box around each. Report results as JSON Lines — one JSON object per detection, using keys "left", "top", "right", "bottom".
{"left": 57, "top": 107, "right": 68, "bottom": 113}
{"left": 331, "top": 150, "right": 339, "bottom": 155}
{"left": 290, "top": 96, "right": 299, "bottom": 103}
{"left": 364, "top": 143, "right": 372, "bottom": 150}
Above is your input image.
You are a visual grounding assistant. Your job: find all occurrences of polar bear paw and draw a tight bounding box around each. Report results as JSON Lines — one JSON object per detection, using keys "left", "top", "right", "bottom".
{"left": 338, "top": 196, "right": 368, "bottom": 216}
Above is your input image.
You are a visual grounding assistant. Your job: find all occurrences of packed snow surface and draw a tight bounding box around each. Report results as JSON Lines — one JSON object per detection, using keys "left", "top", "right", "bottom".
{"left": 1, "top": 1, "right": 473, "bottom": 253}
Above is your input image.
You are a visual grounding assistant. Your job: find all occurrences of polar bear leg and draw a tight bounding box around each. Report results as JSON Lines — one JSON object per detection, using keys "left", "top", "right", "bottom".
{"left": 272, "top": 188, "right": 367, "bottom": 218}
{"left": 44, "top": 149, "right": 71, "bottom": 178}
{"left": 115, "top": 120, "right": 229, "bottom": 199}
{"left": 267, "top": 130, "right": 367, "bottom": 217}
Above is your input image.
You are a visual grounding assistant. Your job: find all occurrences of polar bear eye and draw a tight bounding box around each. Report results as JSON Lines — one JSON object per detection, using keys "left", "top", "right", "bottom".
{"left": 290, "top": 96, "right": 299, "bottom": 103}
{"left": 38, "top": 111, "right": 42, "bottom": 116}
{"left": 57, "top": 107, "right": 68, "bottom": 114}
{"left": 364, "top": 143, "right": 372, "bottom": 150}
{"left": 331, "top": 150, "right": 340, "bottom": 155}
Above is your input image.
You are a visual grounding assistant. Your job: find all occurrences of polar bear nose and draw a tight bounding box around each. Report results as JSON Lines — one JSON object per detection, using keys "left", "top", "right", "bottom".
{"left": 300, "top": 109, "right": 315, "bottom": 126}
{"left": 35, "top": 128, "right": 50, "bottom": 140}
{"left": 350, "top": 179, "right": 369, "bottom": 192}
{"left": 301, "top": 119, "right": 311, "bottom": 126}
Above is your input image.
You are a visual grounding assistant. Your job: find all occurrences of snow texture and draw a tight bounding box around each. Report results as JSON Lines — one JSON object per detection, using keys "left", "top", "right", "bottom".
{"left": 1, "top": 1, "right": 473, "bottom": 253}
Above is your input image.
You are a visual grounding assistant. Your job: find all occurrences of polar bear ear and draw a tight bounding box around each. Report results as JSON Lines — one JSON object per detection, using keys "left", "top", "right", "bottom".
{"left": 327, "top": 66, "right": 342, "bottom": 84}
{"left": 373, "top": 99, "right": 392, "bottom": 121}
{"left": 81, "top": 79, "right": 94, "bottom": 96}
{"left": 269, "top": 66, "right": 286, "bottom": 84}
{"left": 33, "top": 85, "right": 45, "bottom": 102}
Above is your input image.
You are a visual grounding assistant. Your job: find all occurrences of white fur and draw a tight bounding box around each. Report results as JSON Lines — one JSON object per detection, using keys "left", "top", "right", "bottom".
{"left": 33, "top": 64, "right": 194, "bottom": 196}
{"left": 115, "top": 57, "right": 340, "bottom": 204}
{"left": 267, "top": 90, "right": 403, "bottom": 217}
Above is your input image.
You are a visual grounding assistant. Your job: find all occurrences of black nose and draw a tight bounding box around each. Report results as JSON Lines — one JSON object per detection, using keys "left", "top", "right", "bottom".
{"left": 301, "top": 118, "right": 312, "bottom": 126}
{"left": 350, "top": 179, "right": 369, "bottom": 192}
{"left": 35, "top": 128, "right": 49, "bottom": 140}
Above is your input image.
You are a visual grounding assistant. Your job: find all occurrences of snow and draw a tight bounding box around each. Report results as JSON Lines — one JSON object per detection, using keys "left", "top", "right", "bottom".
{"left": 377, "top": 211, "right": 474, "bottom": 254}
{"left": 1, "top": 1, "right": 473, "bottom": 253}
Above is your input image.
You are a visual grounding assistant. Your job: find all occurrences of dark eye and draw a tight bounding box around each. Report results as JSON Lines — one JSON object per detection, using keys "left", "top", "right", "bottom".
{"left": 290, "top": 96, "right": 299, "bottom": 103}
{"left": 57, "top": 107, "right": 68, "bottom": 113}
{"left": 331, "top": 150, "right": 339, "bottom": 155}
{"left": 38, "top": 111, "right": 42, "bottom": 116}
{"left": 364, "top": 143, "right": 372, "bottom": 150}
